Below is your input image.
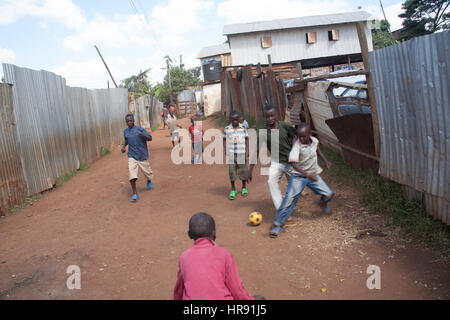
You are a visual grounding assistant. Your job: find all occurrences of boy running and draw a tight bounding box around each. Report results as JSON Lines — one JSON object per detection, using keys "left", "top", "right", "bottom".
{"left": 223, "top": 111, "right": 249, "bottom": 200}
{"left": 189, "top": 115, "right": 204, "bottom": 164}
{"left": 269, "top": 123, "right": 334, "bottom": 238}
{"left": 121, "top": 114, "right": 154, "bottom": 203}
{"left": 248, "top": 104, "right": 297, "bottom": 210}
{"left": 161, "top": 106, "right": 169, "bottom": 129}
{"left": 166, "top": 108, "right": 182, "bottom": 147}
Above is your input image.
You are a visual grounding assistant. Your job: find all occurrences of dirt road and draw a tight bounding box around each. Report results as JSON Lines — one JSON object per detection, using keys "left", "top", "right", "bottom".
{"left": 0, "top": 117, "right": 449, "bottom": 299}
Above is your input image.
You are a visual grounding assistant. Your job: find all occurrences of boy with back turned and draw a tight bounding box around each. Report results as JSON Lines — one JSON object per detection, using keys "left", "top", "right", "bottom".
{"left": 174, "top": 212, "right": 264, "bottom": 300}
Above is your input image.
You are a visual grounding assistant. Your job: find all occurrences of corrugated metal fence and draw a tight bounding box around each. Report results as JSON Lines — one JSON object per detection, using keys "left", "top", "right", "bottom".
{"left": 370, "top": 31, "right": 450, "bottom": 225}
{"left": 131, "top": 93, "right": 163, "bottom": 130}
{"left": 0, "top": 63, "right": 128, "bottom": 214}
{"left": 0, "top": 83, "right": 26, "bottom": 216}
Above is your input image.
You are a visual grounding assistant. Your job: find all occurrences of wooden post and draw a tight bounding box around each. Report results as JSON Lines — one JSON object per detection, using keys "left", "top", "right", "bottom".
{"left": 267, "top": 54, "right": 272, "bottom": 70}
{"left": 296, "top": 62, "right": 304, "bottom": 79}
{"left": 95, "top": 45, "right": 118, "bottom": 88}
{"left": 166, "top": 58, "right": 174, "bottom": 104}
{"left": 256, "top": 63, "right": 265, "bottom": 110}
{"left": 356, "top": 21, "right": 380, "bottom": 158}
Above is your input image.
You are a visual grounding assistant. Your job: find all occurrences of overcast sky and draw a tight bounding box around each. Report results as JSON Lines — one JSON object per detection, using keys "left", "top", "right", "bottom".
{"left": 0, "top": 0, "right": 405, "bottom": 88}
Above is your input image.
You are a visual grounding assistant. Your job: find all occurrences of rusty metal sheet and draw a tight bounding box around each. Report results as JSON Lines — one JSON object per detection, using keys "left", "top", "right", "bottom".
{"left": 304, "top": 81, "right": 338, "bottom": 142}
{"left": 0, "top": 83, "right": 26, "bottom": 215}
{"left": 326, "top": 114, "right": 378, "bottom": 170}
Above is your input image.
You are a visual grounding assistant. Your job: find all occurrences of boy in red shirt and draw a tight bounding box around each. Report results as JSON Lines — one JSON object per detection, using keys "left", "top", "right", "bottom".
{"left": 188, "top": 115, "right": 204, "bottom": 164}
{"left": 174, "top": 212, "right": 264, "bottom": 300}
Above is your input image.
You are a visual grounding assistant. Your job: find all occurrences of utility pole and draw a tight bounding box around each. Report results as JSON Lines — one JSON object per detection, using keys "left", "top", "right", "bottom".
{"left": 164, "top": 55, "right": 174, "bottom": 104}
{"left": 166, "top": 58, "right": 172, "bottom": 89}
{"left": 94, "top": 45, "right": 118, "bottom": 88}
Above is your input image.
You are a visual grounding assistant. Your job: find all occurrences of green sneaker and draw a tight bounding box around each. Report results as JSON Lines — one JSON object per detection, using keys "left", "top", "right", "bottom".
{"left": 241, "top": 188, "right": 248, "bottom": 197}
{"left": 229, "top": 190, "right": 237, "bottom": 200}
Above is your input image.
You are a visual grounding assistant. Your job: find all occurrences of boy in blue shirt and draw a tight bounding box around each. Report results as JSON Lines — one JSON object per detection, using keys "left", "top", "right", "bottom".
{"left": 121, "top": 114, "right": 154, "bottom": 202}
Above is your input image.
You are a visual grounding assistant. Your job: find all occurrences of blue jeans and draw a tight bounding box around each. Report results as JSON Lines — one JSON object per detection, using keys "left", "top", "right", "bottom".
{"left": 273, "top": 174, "right": 334, "bottom": 227}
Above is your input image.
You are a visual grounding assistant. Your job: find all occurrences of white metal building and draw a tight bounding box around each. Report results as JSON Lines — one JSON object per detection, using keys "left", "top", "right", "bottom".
{"left": 223, "top": 11, "right": 376, "bottom": 68}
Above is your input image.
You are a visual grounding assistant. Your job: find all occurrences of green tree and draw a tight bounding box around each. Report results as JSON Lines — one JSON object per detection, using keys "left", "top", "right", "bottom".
{"left": 154, "top": 62, "right": 202, "bottom": 105}
{"left": 121, "top": 68, "right": 152, "bottom": 99}
{"left": 399, "top": 0, "right": 450, "bottom": 41}
{"left": 372, "top": 19, "right": 396, "bottom": 49}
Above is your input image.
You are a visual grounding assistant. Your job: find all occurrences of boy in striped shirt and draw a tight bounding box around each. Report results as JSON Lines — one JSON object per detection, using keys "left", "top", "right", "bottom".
{"left": 223, "top": 111, "right": 249, "bottom": 200}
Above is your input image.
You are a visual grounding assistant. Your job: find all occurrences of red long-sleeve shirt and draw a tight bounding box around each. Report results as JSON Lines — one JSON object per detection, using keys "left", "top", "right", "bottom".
{"left": 173, "top": 238, "right": 255, "bottom": 300}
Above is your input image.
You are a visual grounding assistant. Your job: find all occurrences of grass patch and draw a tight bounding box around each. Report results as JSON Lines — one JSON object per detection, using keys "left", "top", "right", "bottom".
{"left": 320, "top": 145, "right": 450, "bottom": 256}
{"left": 7, "top": 194, "right": 42, "bottom": 216}
{"left": 213, "top": 113, "right": 229, "bottom": 128}
{"left": 101, "top": 147, "right": 111, "bottom": 157}
{"left": 55, "top": 162, "right": 89, "bottom": 188}
{"left": 151, "top": 123, "right": 160, "bottom": 131}
{"left": 6, "top": 162, "right": 89, "bottom": 216}
{"left": 242, "top": 113, "right": 266, "bottom": 130}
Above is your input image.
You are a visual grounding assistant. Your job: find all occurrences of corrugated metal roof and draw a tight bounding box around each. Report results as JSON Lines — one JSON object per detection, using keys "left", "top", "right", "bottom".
{"left": 370, "top": 31, "right": 450, "bottom": 225}
{"left": 196, "top": 43, "right": 231, "bottom": 59}
{"left": 223, "top": 11, "right": 374, "bottom": 35}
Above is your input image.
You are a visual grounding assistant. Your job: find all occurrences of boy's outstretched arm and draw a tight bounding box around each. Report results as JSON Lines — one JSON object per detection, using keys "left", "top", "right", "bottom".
{"left": 224, "top": 253, "right": 255, "bottom": 300}
{"left": 121, "top": 137, "right": 128, "bottom": 153}
{"left": 248, "top": 148, "right": 259, "bottom": 182}
{"left": 173, "top": 266, "right": 185, "bottom": 300}
{"left": 317, "top": 146, "right": 332, "bottom": 169}
{"left": 245, "top": 137, "right": 249, "bottom": 163}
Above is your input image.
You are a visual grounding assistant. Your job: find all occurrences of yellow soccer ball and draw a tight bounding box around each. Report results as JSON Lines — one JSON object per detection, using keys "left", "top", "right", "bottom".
{"left": 249, "top": 212, "right": 263, "bottom": 226}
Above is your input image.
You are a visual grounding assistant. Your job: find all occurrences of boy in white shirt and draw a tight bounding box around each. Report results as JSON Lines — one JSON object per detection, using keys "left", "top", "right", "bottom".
{"left": 270, "top": 123, "right": 334, "bottom": 238}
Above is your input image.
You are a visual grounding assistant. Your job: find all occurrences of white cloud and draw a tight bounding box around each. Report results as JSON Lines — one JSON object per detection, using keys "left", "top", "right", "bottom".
{"left": 217, "top": 0, "right": 352, "bottom": 24}
{"left": 0, "top": 0, "right": 86, "bottom": 29}
{"left": 63, "top": 13, "right": 155, "bottom": 52}
{"left": 62, "top": 0, "right": 213, "bottom": 53}
{"left": 360, "top": 1, "right": 404, "bottom": 31}
{"left": 59, "top": 0, "right": 214, "bottom": 87}
{"left": 0, "top": 48, "right": 16, "bottom": 62}
{"left": 384, "top": 2, "right": 404, "bottom": 31}
{"left": 52, "top": 57, "right": 127, "bottom": 89}
{"left": 150, "top": 0, "right": 214, "bottom": 35}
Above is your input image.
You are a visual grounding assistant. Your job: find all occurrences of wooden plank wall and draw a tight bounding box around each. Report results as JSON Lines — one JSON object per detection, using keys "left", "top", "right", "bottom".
{"left": 221, "top": 66, "right": 286, "bottom": 120}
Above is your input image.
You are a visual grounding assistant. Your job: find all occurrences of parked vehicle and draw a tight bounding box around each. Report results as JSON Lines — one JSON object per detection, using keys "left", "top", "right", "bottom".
{"left": 336, "top": 80, "right": 371, "bottom": 115}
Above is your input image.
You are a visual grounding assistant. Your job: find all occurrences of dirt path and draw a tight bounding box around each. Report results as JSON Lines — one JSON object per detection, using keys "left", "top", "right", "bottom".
{"left": 0, "top": 117, "right": 449, "bottom": 300}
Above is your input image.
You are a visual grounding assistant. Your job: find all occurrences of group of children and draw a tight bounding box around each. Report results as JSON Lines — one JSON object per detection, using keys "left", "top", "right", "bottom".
{"left": 123, "top": 105, "right": 335, "bottom": 300}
